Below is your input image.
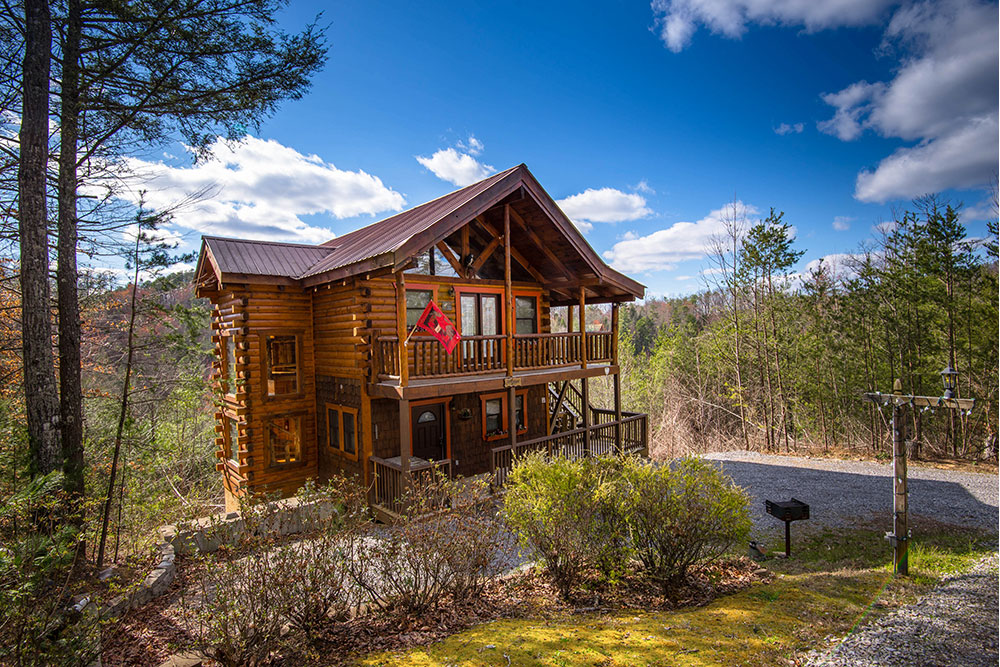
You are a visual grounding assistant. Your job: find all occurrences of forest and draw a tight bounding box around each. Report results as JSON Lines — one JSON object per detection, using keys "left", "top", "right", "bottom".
{"left": 611, "top": 199, "right": 999, "bottom": 462}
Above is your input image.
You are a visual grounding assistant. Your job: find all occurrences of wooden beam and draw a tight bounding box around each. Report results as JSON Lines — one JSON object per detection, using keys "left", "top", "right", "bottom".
{"left": 611, "top": 303, "right": 620, "bottom": 366}
{"left": 435, "top": 241, "right": 463, "bottom": 276}
{"left": 476, "top": 216, "right": 548, "bottom": 284}
{"left": 400, "top": 398, "right": 411, "bottom": 474}
{"left": 395, "top": 271, "right": 409, "bottom": 388}
{"left": 508, "top": 207, "right": 574, "bottom": 281}
{"left": 461, "top": 225, "right": 470, "bottom": 278}
{"left": 549, "top": 380, "right": 569, "bottom": 435}
{"left": 579, "top": 287, "right": 587, "bottom": 369}
{"left": 471, "top": 236, "right": 502, "bottom": 274}
{"left": 505, "top": 205, "right": 514, "bottom": 378}
{"left": 508, "top": 385, "right": 517, "bottom": 458}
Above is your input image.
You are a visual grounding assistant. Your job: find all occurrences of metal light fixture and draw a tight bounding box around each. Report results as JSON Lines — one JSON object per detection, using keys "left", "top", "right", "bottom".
{"left": 941, "top": 365, "right": 959, "bottom": 399}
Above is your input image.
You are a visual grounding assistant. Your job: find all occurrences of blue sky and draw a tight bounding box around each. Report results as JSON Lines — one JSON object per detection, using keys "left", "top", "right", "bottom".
{"left": 124, "top": 0, "right": 999, "bottom": 297}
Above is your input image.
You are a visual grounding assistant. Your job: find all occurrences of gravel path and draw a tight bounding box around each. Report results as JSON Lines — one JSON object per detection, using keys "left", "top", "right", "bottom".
{"left": 804, "top": 553, "right": 999, "bottom": 667}
{"left": 703, "top": 452, "right": 999, "bottom": 539}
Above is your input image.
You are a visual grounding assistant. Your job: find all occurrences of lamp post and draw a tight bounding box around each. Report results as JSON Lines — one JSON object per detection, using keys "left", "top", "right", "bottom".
{"left": 863, "top": 369, "right": 975, "bottom": 575}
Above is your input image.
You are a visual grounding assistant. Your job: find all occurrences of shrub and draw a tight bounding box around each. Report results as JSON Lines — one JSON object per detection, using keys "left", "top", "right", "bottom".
{"left": 0, "top": 473, "right": 102, "bottom": 666}
{"left": 187, "top": 495, "right": 292, "bottom": 667}
{"left": 280, "top": 477, "right": 369, "bottom": 643}
{"left": 503, "top": 454, "right": 751, "bottom": 598}
{"left": 502, "top": 452, "right": 595, "bottom": 597}
{"left": 347, "top": 473, "right": 512, "bottom": 616}
{"left": 622, "top": 456, "right": 751, "bottom": 593}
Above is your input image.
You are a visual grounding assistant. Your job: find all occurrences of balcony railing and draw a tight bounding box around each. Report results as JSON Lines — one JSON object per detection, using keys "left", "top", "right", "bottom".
{"left": 490, "top": 413, "right": 647, "bottom": 486}
{"left": 369, "top": 456, "right": 452, "bottom": 517}
{"left": 374, "top": 331, "right": 614, "bottom": 381}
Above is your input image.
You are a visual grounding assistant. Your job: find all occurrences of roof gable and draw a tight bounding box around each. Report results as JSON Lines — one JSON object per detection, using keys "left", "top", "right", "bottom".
{"left": 194, "top": 164, "right": 644, "bottom": 302}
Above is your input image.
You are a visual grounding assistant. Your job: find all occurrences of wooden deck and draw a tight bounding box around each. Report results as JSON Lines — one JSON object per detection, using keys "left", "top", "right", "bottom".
{"left": 368, "top": 413, "right": 648, "bottom": 518}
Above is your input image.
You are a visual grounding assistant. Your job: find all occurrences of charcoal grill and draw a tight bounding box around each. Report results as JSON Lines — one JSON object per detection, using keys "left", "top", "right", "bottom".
{"left": 765, "top": 498, "right": 810, "bottom": 558}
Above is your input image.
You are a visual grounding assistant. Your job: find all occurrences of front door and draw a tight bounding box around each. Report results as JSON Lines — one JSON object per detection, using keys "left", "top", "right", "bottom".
{"left": 411, "top": 402, "right": 446, "bottom": 461}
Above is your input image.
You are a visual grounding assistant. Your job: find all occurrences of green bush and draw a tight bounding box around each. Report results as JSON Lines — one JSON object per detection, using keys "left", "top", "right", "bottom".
{"left": 503, "top": 453, "right": 751, "bottom": 598}
{"left": 622, "top": 456, "right": 751, "bottom": 593}
{"left": 502, "top": 452, "right": 595, "bottom": 597}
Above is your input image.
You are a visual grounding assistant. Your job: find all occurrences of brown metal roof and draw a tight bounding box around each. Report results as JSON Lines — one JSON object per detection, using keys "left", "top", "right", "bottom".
{"left": 195, "top": 163, "right": 644, "bottom": 301}
{"left": 201, "top": 236, "right": 333, "bottom": 278}
{"left": 301, "top": 165, "right": 521, "bottom": 279}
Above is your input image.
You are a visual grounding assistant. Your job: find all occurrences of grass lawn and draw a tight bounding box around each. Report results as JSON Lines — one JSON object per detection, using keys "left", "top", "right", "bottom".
{"left": 361, "top": 522, "right": 994, "bottom": 666}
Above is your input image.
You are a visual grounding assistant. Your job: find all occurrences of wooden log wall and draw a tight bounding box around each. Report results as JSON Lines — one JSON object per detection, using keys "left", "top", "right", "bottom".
{"left": 209, "top": 283, "right": 318, "bottom": 503}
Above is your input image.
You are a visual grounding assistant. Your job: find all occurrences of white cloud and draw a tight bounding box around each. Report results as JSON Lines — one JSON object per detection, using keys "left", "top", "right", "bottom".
{"left": 675, "top": 275, "right": 694, "bottom": 281}
{"left": 817, "top": 0, "right": 999, "bottom": 201}
{"left": 854, "top": 114, "right": 998, "bottom": 202}
{"left": 651, "top": 0, "right": 895, "bottom": 52}
{"left": 556, "top": 187, "right": 653, "bottom": 234}
{"left": 634, "top": 179, "right": 655, "bottom": 194}
{"left": 774, "top": 122, "right": 804, "bottom": 135}
{"left": 123, "top": 224, "right": 183, "bottom": 248}
{"left": 832, "top": 216, "right": 853, "bottom": 231}
{"left": 416, "top": 143, "right": 496, "bottom": 187}
{"left": 602, "top": 201, "right": 758, "bottom": 273}
{"left": 652, "top": 0, "right": 998, "bottom": 202}
{"left": 457, "top": 135, "right": 484, "bottom": 155}
{"left": 110, "top": 135, "right": 405, "bottom": 244}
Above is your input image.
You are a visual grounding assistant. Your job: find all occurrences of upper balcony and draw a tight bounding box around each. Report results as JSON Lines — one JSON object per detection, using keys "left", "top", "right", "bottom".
{"left": 370, "top": 330, "right": 616, "bottom": 398}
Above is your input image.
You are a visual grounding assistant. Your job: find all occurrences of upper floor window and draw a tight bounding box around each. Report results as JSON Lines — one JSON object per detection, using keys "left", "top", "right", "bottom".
{"left": 265, "top": 334, "right": 299, "bottom": 396}
{"left": 219, "top": 335, "right": 237, "bottom": 396}
{"left": 225, "top": 413, "right": 240, "bottom": 463}
{"left": 460, "top": 291, "right": 501, "bottom": 336}
{"left": 515, "top": 296, "right": 538, "bottom": 334}
{"left": 406, "top": 289, "right": 434, "bottom": 328}
{"left": 409, "top": 247, "right": 460, "bottom": 278}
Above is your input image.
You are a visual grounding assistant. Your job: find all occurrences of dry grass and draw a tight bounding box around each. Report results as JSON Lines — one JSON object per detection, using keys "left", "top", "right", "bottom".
{"left": 360, "top": 524, "right": 994, "bottom": 666}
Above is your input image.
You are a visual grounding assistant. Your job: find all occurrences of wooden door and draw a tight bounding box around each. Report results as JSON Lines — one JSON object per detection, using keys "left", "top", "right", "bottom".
{"left": 411, "top": 402, "right": 446, "bottom": 461}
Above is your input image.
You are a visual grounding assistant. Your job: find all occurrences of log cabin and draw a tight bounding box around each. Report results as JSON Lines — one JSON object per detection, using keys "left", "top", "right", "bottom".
{"left": 194, "top": 164, "right": 648, "bottom": 517}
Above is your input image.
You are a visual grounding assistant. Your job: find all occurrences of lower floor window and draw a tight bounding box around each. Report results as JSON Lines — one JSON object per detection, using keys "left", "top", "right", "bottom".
{"left": 225, "top": 413, "right": 241, "bottom": 463}
{"left": 267, "top": 415, "right": 302, "bottom": 466}
{"left": 326, "top": 404, "right": 358, "bottom": 459}
{"left": 480, "top": 390, "right": 528, "bottom": 441}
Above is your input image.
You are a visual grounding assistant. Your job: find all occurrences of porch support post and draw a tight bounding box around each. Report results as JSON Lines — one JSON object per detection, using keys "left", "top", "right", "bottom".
{"left": 614, "top": 372, "right": 623, "bottom": 455}
{"left": 612, "top": 303, "right": 622, "bottom": 454}
{"left": 504, "top": 204, "right": 514, "bottom": 378}
{"left": 399, "top": 398, "right": 411, "bottom": 474}
{"left": 508, "top": 385, "right": 517, "bottom": 458}
{"left": 395, "top": 271, "right": 408, "bottom": 388}
{"left": 579, "top": 287, "right": 590, "bottom": 457}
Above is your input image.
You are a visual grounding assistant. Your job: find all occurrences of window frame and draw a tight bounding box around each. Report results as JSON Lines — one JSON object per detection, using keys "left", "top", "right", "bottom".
{"left": 261, "top": 330, "right": 304, "bottom": 400}
{"left": 265, "top": 413, "right": 305, "bottom": 469}
{"left": 223, "top": 411, "right": 242, "bottom": 466}
{"left": 326, "top": 403, "right": 359, "bottom": 461}
{"left": 480, "top": 389, "right": 529, "bottom": 442}
{"left": 455, "top": 286, "right": 506, "bottom": 337}
{"left": 513, "top": 294, "right": 539, "bottom": 334}
{"left": 219, "top": 334, "right": 239, "bottom": 399}
{"left": 404, "top": 284, "right": 437, "bottom": 331}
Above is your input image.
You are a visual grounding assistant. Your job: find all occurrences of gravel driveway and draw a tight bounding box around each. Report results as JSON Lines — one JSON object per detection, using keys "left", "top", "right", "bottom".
{"left": 703, "top": 451, "right": 999, "bottom": 539}
{"left": 703, "top": 452, "right": 998, "bottom": 667}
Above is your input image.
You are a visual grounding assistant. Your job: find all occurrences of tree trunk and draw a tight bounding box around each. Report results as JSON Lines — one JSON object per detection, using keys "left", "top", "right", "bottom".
{"left": 58, "top": 0, "right": 85, "bottom": 504}
{"left": 97, "top": 232, "right": 141, "bottom": 567}
{"left": 18, "top": 0, "right": 61, "bottom": 477}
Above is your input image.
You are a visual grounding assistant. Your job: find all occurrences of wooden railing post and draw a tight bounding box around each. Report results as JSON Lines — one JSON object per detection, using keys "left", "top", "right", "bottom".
{"left": 579, "top": 287, "right": 587, "bottom": 370}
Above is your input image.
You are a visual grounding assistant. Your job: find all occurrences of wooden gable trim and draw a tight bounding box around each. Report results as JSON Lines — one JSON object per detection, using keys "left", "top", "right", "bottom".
{"left": 390, "top": 168, "right": 525, "bottom": 270}
{"left": 518, "top": 169, "right": 645, "bottom": 298}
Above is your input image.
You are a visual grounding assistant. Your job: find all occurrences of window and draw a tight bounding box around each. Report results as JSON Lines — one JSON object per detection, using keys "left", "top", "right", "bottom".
{"left": 225, "top": 413, "right": 240, "bottom": 463}
{"left": 406, "top": 289, "right": 434, "bottom": 328}
{"left": 219, "top": 336, "right": 238, "bottom": 396}
{"left": 264, "top": 334, "right": 299, "bottom": 396}
{"left": 459, "top": 292, "right": 501, "bottom": 336}
{"left": 326, "top": 404, "right": 358, "bottom": 459}
{"left": 408, "top": 248, "right": 460, "bottom": 277}
{"left": 266, "top": 415, "right": 302, "bottom": 466}
{"left": 480, "top": 390, "right": 529, "bottom": 441}
{"left": 515, "top": 296, "right": 537, "bottom": 334}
